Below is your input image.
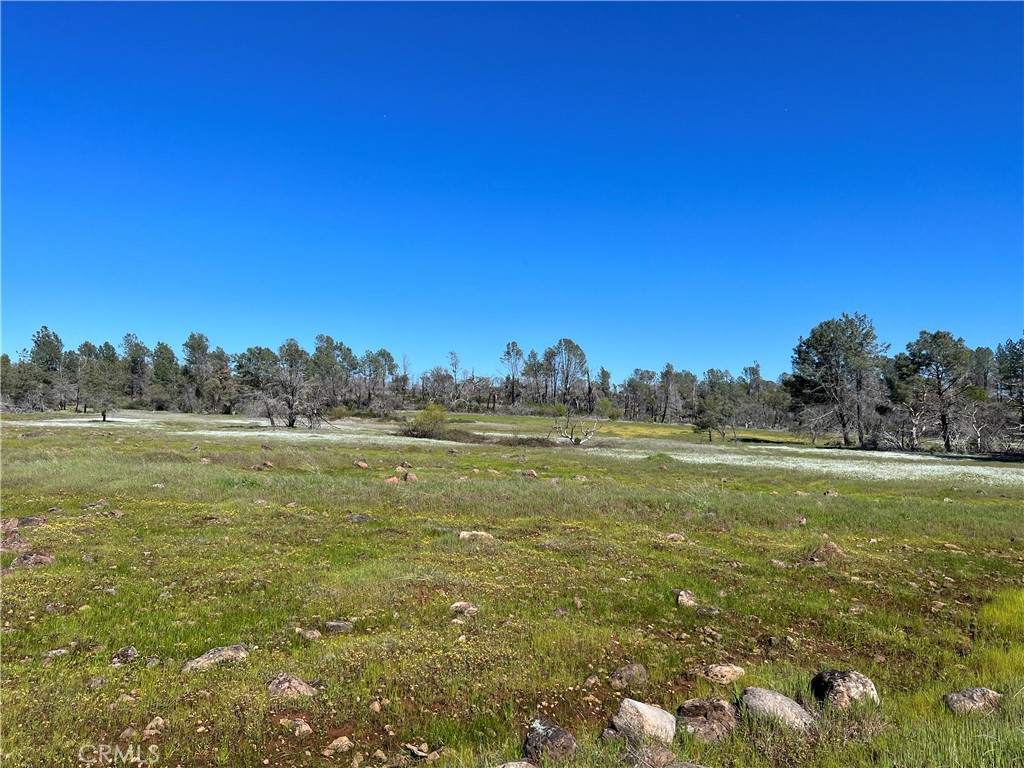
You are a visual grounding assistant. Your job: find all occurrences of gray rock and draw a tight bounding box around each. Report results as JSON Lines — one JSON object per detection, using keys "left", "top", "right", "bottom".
{"left": 182, "top": 643, "right": 248, "bottom": 672}
{"left": 326, "top": 620, "right": 354, "bottom": 634}
{"left": 611, "top": 663, "right": 649, "bottom": 691}
{"left": 523, "top": 718, "right": 578, "bottom": 764}
{"left": 944, "top": 687, "right": 1002, "bottom": 715}
{"left": 268, "top": 672, "right": 318, "bottom": 699}
{"left": 612, "top": 698, "right": 677, "bottom": 746}
{"left": 0, "top": 530, "right": 31, "bottom": 554}
{"left": 673, "top": 590, "right": 699, "bottom": 607}
{"left": 494, "top": 764, "right": 537, "bottom": 768}
{"left": 450, "top": 601, "right": 479, "bottom": 616}
{"left": 10, "top": 551, "right": 56, "bottom": 569}
{"left": 740, "top": 687, "right": 815, "bottom": 732}
{"left": 111, "top": 646, "right": 141, "bottom": 667}
{"left": 676, "top": 697, "right": 739, "bottom": 743}
{"left": 810, "top": 670, "right": 879, "bottom": 708}
{"left": 459, "top": 530, "right": 494, "bottom": 540}
{"left": 700, "top": 663, "right": 745, "bottom": 685}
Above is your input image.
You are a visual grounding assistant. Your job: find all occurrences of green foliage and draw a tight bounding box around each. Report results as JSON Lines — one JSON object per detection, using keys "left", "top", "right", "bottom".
{"left": 403, "top": 403, "right": 451, "bottom": 439}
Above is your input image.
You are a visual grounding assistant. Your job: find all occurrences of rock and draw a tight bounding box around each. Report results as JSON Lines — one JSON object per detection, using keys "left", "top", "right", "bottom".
{"left": 700, "top": 664, "right": 745, "bottom": 685}
{"left": 299, "top": 628, "right": 323, "bottom": 643}
{"left": 808, "top": 542, "right": 846, "bottom": 562}
{"left": 944, "top": 687, "right": 1002, "bottom": 715}
{"left": 610, "top": 663, "right": 649, "bottom": 691}
{"left": 450, "top": 601, "right": 479, "bottom": 616}
{"left": 281, "top": 717, "right": 312, "bottom": 738}
{"left": 797, "top": 516, "right": 808, "bottom": 525}
{"left": 494, "top": 763, "right": 537, "bottom": 768}
{"left": 369, "top": 699, "right": 381, "bottom": 713}
{"left": 523, "top": 718, "right": 578, "bottom": 764}
{"left": 17, "top": 516, "right": 46, "bottom": 527}
{"left": 87, "top": 676, "right": 107, "bottom": 688}
{"left": 665, "top": 533, "right": 686, "bottom": 542}
{"left": 10, "top": 551, "right": 56, "bottom": 569}
{"left": 119, "top": 726, "right": 138, "bottom": 741}
{"left": 770, "top": 559, "right": 788, "bottom": 568}
{"left": 0, "top": 530, "right": 31, "bottom": 554}
{"left": 326, "top": 620, "right": 355, "bottom": 634}
{"left": 601, "top": 727, "right": 624, "bottom": 742}
{"left": 371, "top": 749, "right": 387, "bottom": 761}
{"left": 522, "top": 469, "right": 539, "bottom": 479}
{"left": 630, "top": 744, "right": 678, "bottom": 768}
{"left": 401, "top": 461, "right": 413, "bottom": 468}
{"left": 611, "top": 698, "right": 677, "bottom": 746}
{"left": 142, "top": 716, "right": 166, "bottom": 738}
{"left": 384, "top": 477, "right": 400, "bottom": 484}
{"left": 573, "top": 596, "right": 583, "bottom": 609}
{"left": 42, "top": 648, "right": 70, "bottom": 660}
{"left": 810, "top": 670, "right": 879, "bottom": 708}
{"left": 459, "top": 531, "right": 495, "bottom": 541}
{"left": 824, "top": 490, "right": 839, "bottom": 497}
{"left": 740, "top": 687, "right": 815, "bottom": 732}
{"left": 322, "top": 736, "right": 354, "bottom": 757}
{"left": 572, "top": 475, "right": 588, "bottom": 482}
{"left": 676, "top": 698, "right": 739, "bottom": 743}
{"left": 182, "top": 643, "right": 248, "bottom": 672}
{"left": 0, "top": 518, "right": 20, "bottom": 533}
{"left": 111, "top": 646, "right": 141, "bottom": 667}
{"left": 268, "top": 672, "right": 317, "bottom": 699}
{"left": 355, "top": 461, "right": 369, "bottom": 469}
{"left": 673, "top": 590, "right": 699, "bottom": 608}
{"left": 348, "top": 514, "right": 370, "bottom": 523}
{"left": 403, "top": 472, "right": 418, "bottom": 482}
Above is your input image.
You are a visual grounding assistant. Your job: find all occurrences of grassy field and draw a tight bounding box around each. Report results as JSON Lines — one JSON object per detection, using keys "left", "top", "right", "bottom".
{"left": 1, "top": 411, "right": 1021, "bottom": 767}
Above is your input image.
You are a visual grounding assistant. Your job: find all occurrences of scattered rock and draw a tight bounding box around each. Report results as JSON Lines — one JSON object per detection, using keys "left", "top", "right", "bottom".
{"left": 523, "top": 718, "right": 578, "bottom": 764}
{"left": 298, "top": 628, "right": 323, "bottom": 643}
{"left": 665, "top": 533, "right": 686, "bottom": 542}
{"left": 111, "top": 646, "right": 141, "bottom": 667}
{"left": 119, "top": 726, "right": 138, "bottom": 742}
{"left": 673, "top": 590, "right": 699, "bottom": 608}
{"left": 87, "top": 676, "right": 107, "bottom": 688}
{"left": 810, "top": 670, "right": 879, "bottom": 708}
{"left": 322, "top": 736, "right": 354, "bottom": 757}
{"left": 182, "top": 644, "right": 248, "bottom": 672}
{"left": 142, "top": 716, "right": 166, "bottom": 739}
{"left": 495, "top": 763, "right": 537, "bottom": 768}
{"left": 326, "top": 620, "right": 355, "bottom": 634}
{"left": 740, "top": 687, "right": 815, "bottom": 732}
{"left": 611, "top": 698, "right": 677, "bottom": 746}
{"left": 348, "top": 514, "right": 370, "bottom": 523}
{"left": 369, "top": 700, "right": 382, "bottom": 713}
{"left": 268, "top": 672, "right": 318, "bottom": 699}
{"left": 384, "top": 477, "right": 400, "bottom": 484}
{"left": 584, "top": 674, "right": 600, "bottom": 688}
{"left": 770, "top": 559, "right": 788, "bottom": 568}
{"left": 601, "top": 727, "right": 624, "bottom": 742}
{"left": 403, "top": 472, "right": 418, "bottom": 482}
{"left": 610, "top": 663, "right": 649, "bottom": 691}
{"left": 10, "top": 551, "right": 56, "bottom": 569}
{"left": 355, "top": 461, "right": 369, "bottom": 469}
{"left": 944, "top": 687, "right": 1002, "bottom": 715}
{"left": 824, "top": 490, "right": 839, "bottom": 497}
{"left": 459, "top": 531, "right": 495, "bottom": 541}
{"left": 0, "top": 530, "right": 31, "bottom": 553}
{"left": 797, "top": 516, "right": 808, "bottom": 525}
{"left": 676, "top": 697, "right": 739, "bottom": 743}
{"left": 42, "top": 648, "right": 70, "bottom": 660}
{"left": 450, "top": 601, "right": 479, "bottom": 616}
{"left": 572, "top": 475, "right": 588, "bottom": 482}
{"left": 700, "top": 664, "right": 745, "bottom": 685}
{"left": 522, "top": 469, "right": 539, "bottom": 479}
{"left": 281, "top": 717, "right": 312, "bottom": 738}
{"left": 371, "top": 749, "right": 387, "bottom": 761}
{"left": 808, "top": 542, "right": 846, "bottom": 562}
{"left": 18, "top": 515, "right": 47, "bottom": 527}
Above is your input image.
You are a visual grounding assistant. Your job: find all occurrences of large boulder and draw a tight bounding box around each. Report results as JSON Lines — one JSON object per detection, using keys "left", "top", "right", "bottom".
{"left": 740, "top": 687, "right": 814, "bottom": 732}
{"left": 676, "top": 697, "right": 739, "bottom": 743}
{"left": 612, "top": 698, "right": 677, "bottom": 746}
{"left": 182, "top": 644, "right": 249, "bottom": 672}
{"left": 523, "top": 718, "right": 577, "bottom": 764}
{"left": 810, "top": 670, "right": 879, "bottom": 708}
{"left": 944, "top": 687, "right": 1002, "bottom": 715}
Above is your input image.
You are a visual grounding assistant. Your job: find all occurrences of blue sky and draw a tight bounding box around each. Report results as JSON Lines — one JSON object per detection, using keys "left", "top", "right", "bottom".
{"left": 2, "top": 2, "right": 1021, "bottom": 382}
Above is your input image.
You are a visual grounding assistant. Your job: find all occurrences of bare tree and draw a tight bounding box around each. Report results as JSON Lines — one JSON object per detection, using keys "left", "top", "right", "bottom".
{"left": 548, "top": 410, "right": 600, "bottom": 445}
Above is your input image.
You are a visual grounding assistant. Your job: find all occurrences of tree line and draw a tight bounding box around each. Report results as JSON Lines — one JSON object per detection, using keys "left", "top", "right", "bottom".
{"left": 2, "top": 315, "right": 1021, "bottom": 454}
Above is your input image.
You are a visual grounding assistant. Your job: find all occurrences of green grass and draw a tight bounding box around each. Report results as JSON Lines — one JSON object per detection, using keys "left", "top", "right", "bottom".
{"left": 1, "top": 412, "right": 1022, "bottom": 767}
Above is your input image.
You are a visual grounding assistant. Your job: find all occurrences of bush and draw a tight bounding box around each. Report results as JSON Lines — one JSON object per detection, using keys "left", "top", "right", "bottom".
{"left": 402, "top": 403, "right": 451, "bottom": 439}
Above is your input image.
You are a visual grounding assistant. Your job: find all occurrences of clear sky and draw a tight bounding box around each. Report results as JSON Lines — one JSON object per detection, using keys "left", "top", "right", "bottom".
{"left": 2, "top": 2, "right": 1021, "bottom": 383}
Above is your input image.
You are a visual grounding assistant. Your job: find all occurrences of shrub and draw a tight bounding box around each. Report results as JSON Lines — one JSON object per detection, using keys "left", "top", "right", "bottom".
{"left": 402, "top": 403, "right": 451, "bottom": 439}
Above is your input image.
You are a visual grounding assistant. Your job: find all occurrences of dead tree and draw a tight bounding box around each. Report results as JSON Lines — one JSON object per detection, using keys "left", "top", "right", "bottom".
{"left": 549, "top": 412, "right": 600, "bottom": 445}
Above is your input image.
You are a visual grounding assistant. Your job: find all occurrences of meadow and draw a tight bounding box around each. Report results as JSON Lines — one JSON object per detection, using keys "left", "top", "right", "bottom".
{"left": 0, "top": 411, "right": 1021, "bottom": 767}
